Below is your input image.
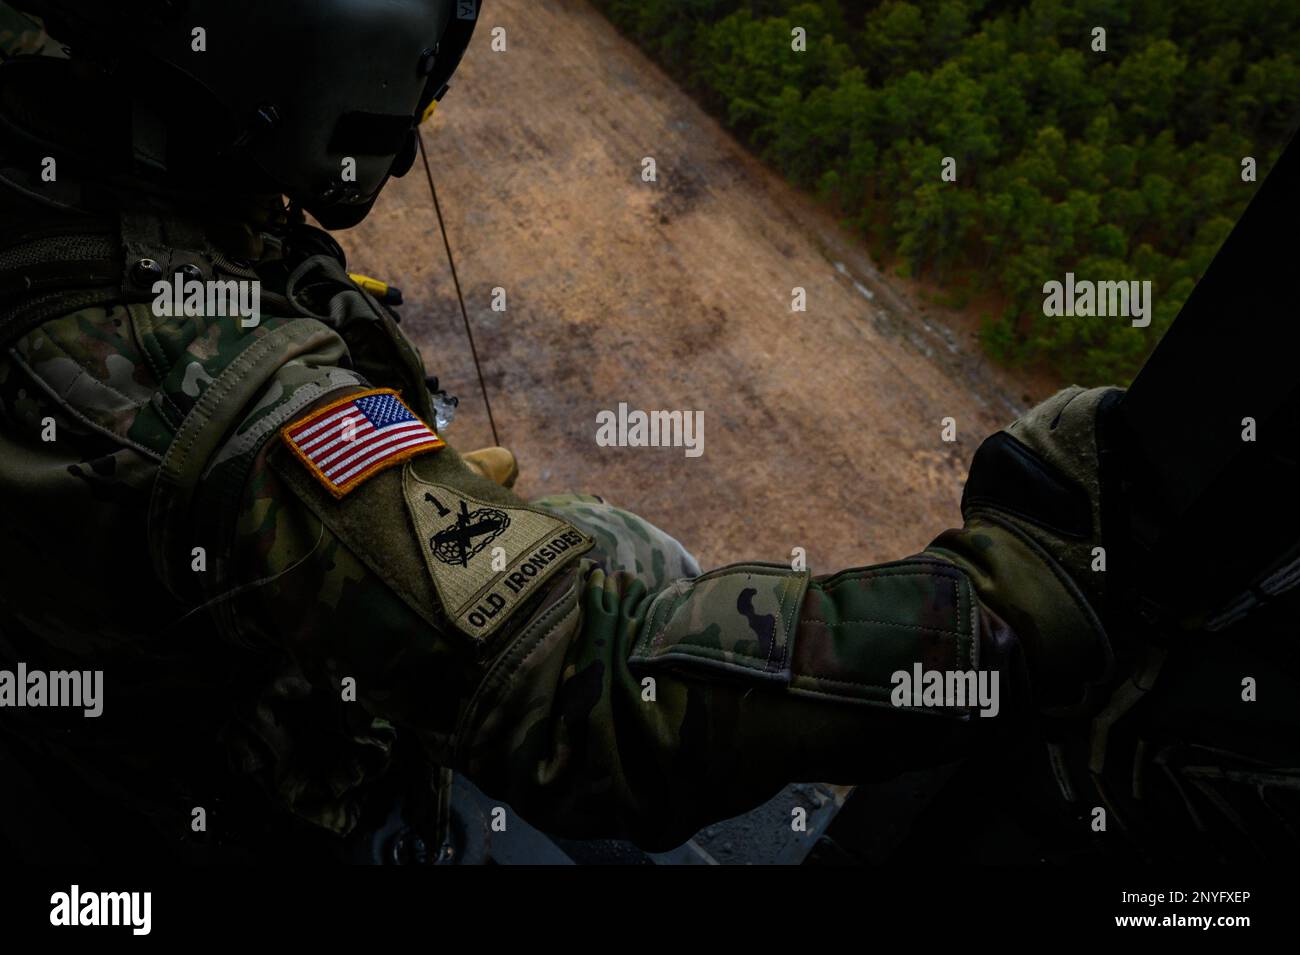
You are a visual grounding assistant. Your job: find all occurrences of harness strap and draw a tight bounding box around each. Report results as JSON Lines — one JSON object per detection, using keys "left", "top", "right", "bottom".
{"left": 0, "top": 218, "right": 121, "bottom": 346}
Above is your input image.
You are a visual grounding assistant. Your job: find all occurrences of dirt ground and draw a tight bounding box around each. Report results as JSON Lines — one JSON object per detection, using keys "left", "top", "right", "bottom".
{"left": 336, "top": 0, "right": 1049, "bottom": 572}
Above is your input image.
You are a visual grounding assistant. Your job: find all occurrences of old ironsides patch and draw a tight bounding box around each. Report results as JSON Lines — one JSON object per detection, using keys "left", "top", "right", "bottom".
{"left": 402, "top": 465, "right": 594, "bottom": 640}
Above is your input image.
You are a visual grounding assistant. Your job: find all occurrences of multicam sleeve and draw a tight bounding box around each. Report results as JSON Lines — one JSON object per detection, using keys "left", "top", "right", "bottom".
{"left": 453, "top": 528, "right": 1030, "bottom": 849}
{"left": 228, "top": 405, "right": 1050, "bottom": 848}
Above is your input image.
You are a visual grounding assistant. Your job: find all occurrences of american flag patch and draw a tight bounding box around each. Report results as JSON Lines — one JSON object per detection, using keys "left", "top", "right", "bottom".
{"left": 281, "top": 388, "right": 445, "bottom": 498}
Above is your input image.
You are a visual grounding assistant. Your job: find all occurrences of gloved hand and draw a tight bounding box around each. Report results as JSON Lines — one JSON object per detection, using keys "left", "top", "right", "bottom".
{"left": 925, "top": 386, "right": 1125, "bottom": 716}
{"left": 462, "top": 446, "right": 519, "bottom": 488}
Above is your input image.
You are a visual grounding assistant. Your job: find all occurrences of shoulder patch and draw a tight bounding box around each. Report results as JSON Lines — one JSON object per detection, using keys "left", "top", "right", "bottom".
{"left": 281, "top": 388, "right": 444, "bottom": 497}
{"left": 403, "top": 465, "right": 594, "bottom": 640}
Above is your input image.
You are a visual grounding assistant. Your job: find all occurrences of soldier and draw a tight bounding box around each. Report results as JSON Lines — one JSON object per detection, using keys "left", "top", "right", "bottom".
{"left": 0, "top": 1, "right": 1290, "bottom": 864}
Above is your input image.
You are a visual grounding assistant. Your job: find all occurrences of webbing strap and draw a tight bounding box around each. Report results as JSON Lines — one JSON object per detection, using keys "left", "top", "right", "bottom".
{"left": 0, "top": 209, "right": 213, "bottom": 350}
{"left": 0, "top": 286, "right": 122, "bottom": 350}
{"left": 0, "top": 221, "right": 123, "bottom": 347}
{"left": 0, "top": 259, "right": 121, "bottom": 297}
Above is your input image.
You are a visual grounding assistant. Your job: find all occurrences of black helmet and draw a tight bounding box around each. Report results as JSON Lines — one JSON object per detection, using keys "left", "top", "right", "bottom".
{"left": 10, "top": 1, "right": 481, "bottom": 228}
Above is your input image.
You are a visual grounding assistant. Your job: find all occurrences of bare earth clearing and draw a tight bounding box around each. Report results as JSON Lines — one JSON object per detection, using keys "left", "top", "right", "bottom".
{"left": 336, "top": 0, "right": 1043, "bottom": 572}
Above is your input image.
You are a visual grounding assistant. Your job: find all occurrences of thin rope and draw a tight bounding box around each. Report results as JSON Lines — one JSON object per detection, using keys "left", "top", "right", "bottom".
{"left": 418, "top": 129, "right": 501, "bottom": 446}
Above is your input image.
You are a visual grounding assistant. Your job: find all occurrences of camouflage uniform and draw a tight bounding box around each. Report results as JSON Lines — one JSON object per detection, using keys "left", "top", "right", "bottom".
{"left": 11, "top": 11, "right": 1288, "bottom": 860}
{"left": 0, "top": 2, "right": 1133, "bottom": 861}
{"left": 0, "top": 146, "right": 1134, "bottom": 858}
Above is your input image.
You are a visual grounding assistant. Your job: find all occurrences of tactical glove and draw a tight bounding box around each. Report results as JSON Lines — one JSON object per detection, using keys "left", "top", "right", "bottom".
{"left": 925, "top": 386, "right": 1122, "bottom": 716}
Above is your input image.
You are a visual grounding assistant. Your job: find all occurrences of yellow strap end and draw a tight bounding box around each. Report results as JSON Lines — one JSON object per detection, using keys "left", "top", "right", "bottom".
{"left": 348, "top": 272, "right": 404, "bottom": 306}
